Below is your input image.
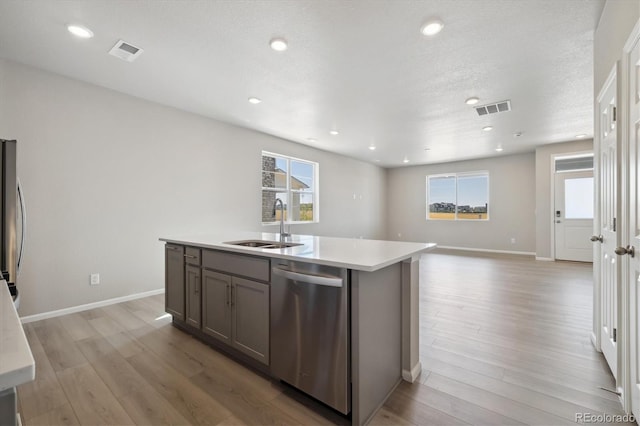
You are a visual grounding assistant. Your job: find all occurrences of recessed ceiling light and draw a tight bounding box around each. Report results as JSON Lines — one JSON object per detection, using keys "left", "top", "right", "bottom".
{"left": 576, "top": 133, "right": 587, "bottom": 139}
{"left": 270, "top": 38, "right": 288, "bottom": 52}
{"left": 307, "top": 138, "right": 317, "bottom": 143}
{"left": 248, "top": 97, "right": 262, "bottom": 104}
{"left": 67, "top": 24, "right": 94, "bottom": 39}
{"left": 402, "top": 157, "right": 410, "bottom": 163}
{"left": 482, "top": 126, "right": 493, "bottom": 131}
{"left": 421, "top": 19, "right": 444, "bottom": 36}
{"left": 369, "top": 145, "right": 376, "bottom": 151}
{"left": 465, "top": 97, "right": 479, "bottom": 105}
{"left": 329, "top": 130, "right": 339, "bottom": 136}
{"left": 495, "top": 146, "right": 504, "bottom": 152}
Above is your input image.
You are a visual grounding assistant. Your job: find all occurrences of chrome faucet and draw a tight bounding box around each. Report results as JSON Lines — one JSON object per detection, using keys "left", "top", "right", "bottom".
{"left": 273, "top": 198, "right": 290, "bottom": 241}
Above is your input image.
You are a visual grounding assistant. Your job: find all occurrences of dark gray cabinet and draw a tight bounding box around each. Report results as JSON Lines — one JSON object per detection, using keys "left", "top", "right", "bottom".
{"left": 201, "top": 251, "right": 270, "bottom": 365}
{"left": 185, "top": 264, "right": 201, "bottom": 328}
{"left": 165, "top": 245, "right": 270, "bottom": 366}
{"left": 202, "top": 269, "right": 232, "bottom": 343}
{"left": 165, "top": 244, "right": 185, "bottom": 320}
{"left": 185, "top": 247, "right": 201, "bottom": 328}
{"left": 231, "top": 276, "right": 269, "bottom": 364}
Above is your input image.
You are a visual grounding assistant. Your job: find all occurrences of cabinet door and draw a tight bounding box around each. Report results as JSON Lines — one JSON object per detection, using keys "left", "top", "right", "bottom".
{"left": 231, "top": 277, "right": 269, "bottom": 365}
{"left": 165, "top": 244, "right": 185, "bottom": 320}
{"left": 202, "top": 270, "right": 232, "bottom": 343}
{"left": 185, "top": 264, "right": 201, "bottom": 328}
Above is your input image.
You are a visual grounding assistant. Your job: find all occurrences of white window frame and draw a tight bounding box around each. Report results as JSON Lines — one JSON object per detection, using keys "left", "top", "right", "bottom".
{"left": 426, "top": 171, "right": 490, "bottom": 221}
{"left": 261, "top": 151, "right": 319, "bottom": 225}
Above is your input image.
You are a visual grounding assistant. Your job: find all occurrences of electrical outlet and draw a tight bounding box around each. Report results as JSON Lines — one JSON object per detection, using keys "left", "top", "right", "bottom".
{"left": 90, "top": 273, "right": 100, "bottom": 285}
{"left": 510, "top": 237, "right": 516, "bottom": 244}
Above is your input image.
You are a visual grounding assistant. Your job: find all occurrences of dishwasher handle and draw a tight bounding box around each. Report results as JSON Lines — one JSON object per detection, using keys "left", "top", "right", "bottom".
{"left": 272, "top": 266, "right": 343, "bottom": 287}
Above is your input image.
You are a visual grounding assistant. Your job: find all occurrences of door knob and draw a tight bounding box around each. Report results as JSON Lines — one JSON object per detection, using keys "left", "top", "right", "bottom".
{"left": 591, "top": 235, "right": 604, "bottom": 243}
{"left": 614, "top": 245, "right": 635, "bottom": 257}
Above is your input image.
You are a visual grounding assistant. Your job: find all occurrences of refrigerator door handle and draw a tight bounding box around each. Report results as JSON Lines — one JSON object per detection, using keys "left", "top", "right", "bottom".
{"left": 17, "top": 178, "right": 25, "bottom": 276}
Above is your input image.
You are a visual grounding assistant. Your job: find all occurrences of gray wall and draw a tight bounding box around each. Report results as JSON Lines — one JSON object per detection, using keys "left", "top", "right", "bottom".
{"left": 0, "top": 59, "right": 388, "bottom": 316}
{"left": 386, "top": 153, "right": 536, "bottom": 253}
{"left": 534, "top": 139, "right": 594, "bottom": 259}
{"left": 594, "top": 0, "right": 639, "bottom": 92}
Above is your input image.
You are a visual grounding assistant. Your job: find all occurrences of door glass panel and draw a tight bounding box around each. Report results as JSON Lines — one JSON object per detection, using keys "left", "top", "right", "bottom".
{"left": 565, "top": 177, "right": 594, "bottom": 219}
{"left": 555, "top": 156, "right": 594, "bottom": 172}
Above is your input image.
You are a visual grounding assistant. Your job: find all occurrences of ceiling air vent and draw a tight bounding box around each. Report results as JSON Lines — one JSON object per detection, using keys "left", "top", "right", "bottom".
{"left": 475, "top": 100, "right": 511, "bottom": 116}
{"left": 109, "top": 40, "right": 144, "bottom": 62}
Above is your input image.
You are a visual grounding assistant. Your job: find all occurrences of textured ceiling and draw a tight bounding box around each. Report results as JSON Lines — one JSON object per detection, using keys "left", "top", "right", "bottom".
{"left": 0, "top": 0, "right": 604, "bottom": 167}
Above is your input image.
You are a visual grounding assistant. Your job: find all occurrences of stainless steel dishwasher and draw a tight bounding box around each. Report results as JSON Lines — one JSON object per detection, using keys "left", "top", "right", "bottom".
{"left": 270, "top": 260, "right": 350, "bottom": 415}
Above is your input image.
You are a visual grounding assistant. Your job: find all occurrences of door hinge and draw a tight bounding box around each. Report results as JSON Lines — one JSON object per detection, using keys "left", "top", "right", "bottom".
{"left": 613, "top": 217, "right": 616, "bottom": 232}
{"left": 613, "top": 106, "right": 617, "bottom": 123}
{"left": 613, "top": 328, "right": 617, "bottom": 343}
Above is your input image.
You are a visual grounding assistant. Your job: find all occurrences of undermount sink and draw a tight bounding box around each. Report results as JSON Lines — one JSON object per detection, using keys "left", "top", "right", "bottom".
{"left": 224, "top": 240, "right": 303, "bottom": 249}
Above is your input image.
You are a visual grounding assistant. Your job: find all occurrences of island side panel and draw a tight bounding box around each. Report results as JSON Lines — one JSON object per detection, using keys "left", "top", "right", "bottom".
{"left": 351, "top": 263, "right": 402, "bottom": 426}
{"left": 402, "top": 255, "right": 422, "bottom": 382}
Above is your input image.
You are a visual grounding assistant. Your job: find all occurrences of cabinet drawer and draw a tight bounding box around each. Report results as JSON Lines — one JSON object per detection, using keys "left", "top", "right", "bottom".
{"left": 185, "top": 247, "right": 201, "bottom": 265}
{"left": 202, "top": 250, "right": 270, "bottom": 282}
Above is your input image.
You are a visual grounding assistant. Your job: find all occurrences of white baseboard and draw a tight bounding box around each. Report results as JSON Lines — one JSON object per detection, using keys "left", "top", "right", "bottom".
{"left": 437, "top": 246, "right": 535, "bottom": 256}
{"left": 20, "top": 288, "right": 165, "bottom": 324}
{"left": 402, "top": 361, "right": 422, "bottom": 383}
{"left": 535, "top": 257, "right": 555, "bottom": 261}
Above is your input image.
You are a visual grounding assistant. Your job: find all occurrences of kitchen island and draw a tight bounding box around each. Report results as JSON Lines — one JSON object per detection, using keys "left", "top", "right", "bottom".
{"left": 0, "top": 280, "right": 35, "bottom": 426}
{"left": 160, "top": 232, "right": 435, "bottom": 425}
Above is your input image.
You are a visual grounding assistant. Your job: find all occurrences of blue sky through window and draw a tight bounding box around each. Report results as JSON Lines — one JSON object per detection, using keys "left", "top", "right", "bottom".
{"left": 458, "top": 175, "right": 488, "bottom": 207}
{"left": 429, "top": 174, "right": 488, "bottom": 208}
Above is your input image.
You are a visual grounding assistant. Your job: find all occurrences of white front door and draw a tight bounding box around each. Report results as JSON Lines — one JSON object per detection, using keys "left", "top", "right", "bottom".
{"left": 626, "top": 28, "right": 640, "bottom": 419}
{"left": 598, "top": 65, "right": 620, "bottom": 380}
{"left": 554, "top": 170, "right": 594, "bottom": 262}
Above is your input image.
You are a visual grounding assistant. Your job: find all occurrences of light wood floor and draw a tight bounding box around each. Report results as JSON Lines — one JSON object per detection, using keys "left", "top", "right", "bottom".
{"left": 17, "top": 249, "right": 628, "bottom": 425}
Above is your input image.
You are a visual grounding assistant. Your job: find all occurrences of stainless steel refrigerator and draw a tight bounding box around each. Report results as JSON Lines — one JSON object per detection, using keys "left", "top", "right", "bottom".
{"left": 0, "top": 139, "right": 25, "bottom": 307}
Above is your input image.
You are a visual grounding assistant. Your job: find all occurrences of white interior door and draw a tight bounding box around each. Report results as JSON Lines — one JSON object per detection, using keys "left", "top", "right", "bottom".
{"left": 554, "top": 170, "right": 594, "bottom": 262}
{"left": 626, "top": 29, "right": 640, "bottom": 419}
{"left": 598, "top": 65, "right": 619, "bottom": 380}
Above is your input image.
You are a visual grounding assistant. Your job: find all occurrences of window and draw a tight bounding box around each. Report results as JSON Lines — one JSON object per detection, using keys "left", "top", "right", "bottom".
{"left": 427, "top": 172, "right": 489, "bottom": 220}
{"left": 564, "top": 177, "right": 594, "bottom": 219}
{"left": 262, "top": 152, "right": 318, "bottom": 224}
{"left": 555, "top": 154, "right": 594, "bottom": 172}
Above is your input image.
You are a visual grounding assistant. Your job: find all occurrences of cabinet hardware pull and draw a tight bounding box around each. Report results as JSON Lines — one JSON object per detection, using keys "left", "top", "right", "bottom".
{"left": 226, "top": 284, "right": 230, "bottom": 306}
{"left": 166, "top": 246, "right": 180, "bottom": 251}
{"left": 184, "top": 254, "right": 197, "bottom": 259}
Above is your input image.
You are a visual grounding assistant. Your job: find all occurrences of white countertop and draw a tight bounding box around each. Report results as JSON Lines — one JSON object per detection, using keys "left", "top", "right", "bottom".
{"left": 0, "top": 281, "right": 35, "bottom": 391}
{"left": 160, "top": 232, "right": 436, "bottom": 271}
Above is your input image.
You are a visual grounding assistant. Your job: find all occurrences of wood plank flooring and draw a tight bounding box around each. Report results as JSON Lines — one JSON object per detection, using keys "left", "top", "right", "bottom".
{"left": 17, "top": 249, "right": 628, "bottom": 425}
